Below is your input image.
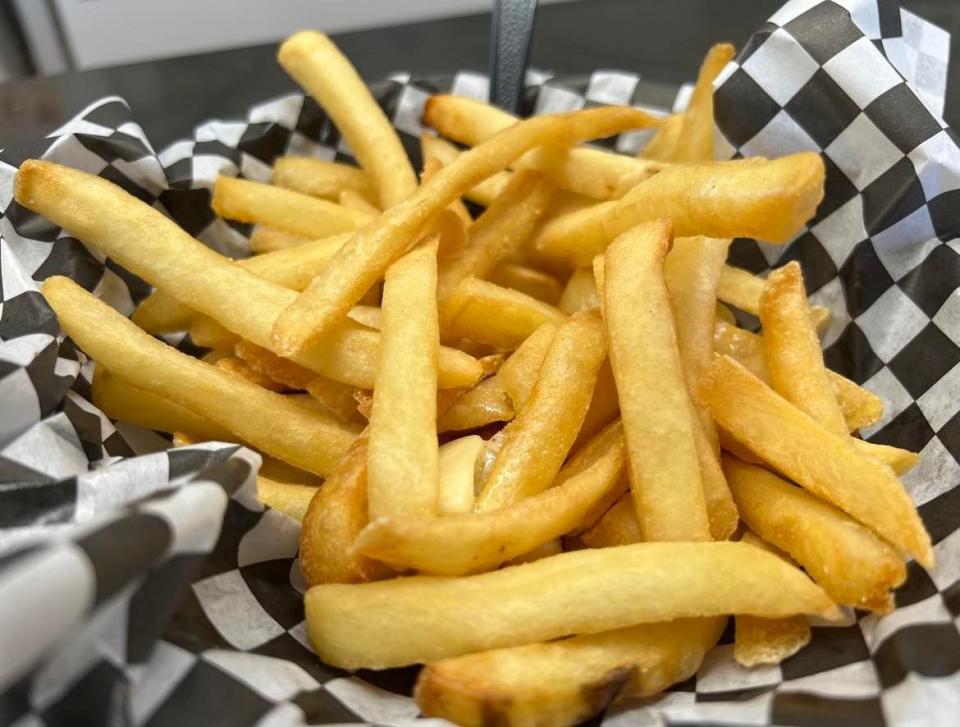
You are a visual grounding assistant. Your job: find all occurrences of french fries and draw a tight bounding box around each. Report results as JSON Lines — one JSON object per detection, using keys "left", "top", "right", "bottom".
{"left": 476, "top": 311, "right": 607, "bottom": 510}
{"left": 42, "top": 277, "right": 356, "bottom": 476}
{"left": 725, "top": 457, "right": 906, "bottom": 613}
{"left": 603, "top": 221, "right": 710, "bottom": 541}
{"left": 305, "top": 541, "right": 836, "bottom": 668}
{"left": 436, "top": 377, "right": 514, "bottom": 432}
{"left": 535, "top": 154, "right": 826, "bottom": 267}
{"left": 490, "top": 263, "right": 563, "bottom": 305}
{"left": 422, "top": 95, "right": 664, "bottom": 199}
{"left": 272, "top": 156, "right": 376, "bottom": 203}
{"left": 496, "top": 322, "right": 558, "bottom": 409}
{"left": 558, "top": 267, "right": 600, "bottom": 314}
{"left": 339, "top": 189, "right": 381, "bottom": 216}
{"left": 718, "top": 264, "right": 830, "bottom": 329}
{"left": 257, "top": 476, "right": 320, "bottom": 523}
{"left": 250, "top": 226, "right": 309, "bottom": 253}
{"left": 672, "top": 44, "right": 735, "bottom": 161}
{"left": 437, "top": 436, "right": 485, "bottom": 514}
{"left": 269, "top": 105, "right": 664, "bottom": 356}
{"left": 212, "top": 175, "right": 371, "bottom": 238}
{"left": 367, "top": 243, "right": 441, "bottom": 519}
{"left": 420, "top": 132, "right": 513, "bottom": 206}
{"left": 700, "top": 355, "right": 933, "bottom": 566}
{"left": 278, "top": 32, "right": 418, "bottom": 208}
{"left": 581, "top": 492, "right": 641, "bottom": 548}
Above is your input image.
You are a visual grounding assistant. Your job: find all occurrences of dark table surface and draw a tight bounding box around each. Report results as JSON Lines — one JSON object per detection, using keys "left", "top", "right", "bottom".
{"left": 0, "top": 0, "right": 957, "bottom": 152}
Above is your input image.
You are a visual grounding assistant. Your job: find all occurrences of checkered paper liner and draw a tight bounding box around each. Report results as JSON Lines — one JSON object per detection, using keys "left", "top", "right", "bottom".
{"left": 0, "top": 0, "right": 958, "bottom": 724}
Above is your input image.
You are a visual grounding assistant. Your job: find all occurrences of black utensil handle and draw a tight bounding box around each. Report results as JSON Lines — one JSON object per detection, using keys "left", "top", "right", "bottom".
{"left": 488, "top": 0, "right": 538, "bottom": 113}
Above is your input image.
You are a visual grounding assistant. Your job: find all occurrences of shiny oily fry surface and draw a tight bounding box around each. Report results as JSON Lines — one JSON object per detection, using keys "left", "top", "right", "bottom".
{"left": 272, "top": 156, "right": 375, "bottom": 202}
{"left": 269, "top": 105, "right": 662, "bottom": 356}
{"left": 42, "top": 277, "right": 355, "bottom": 477}
{"left": 535, "top": 154, "right": 825, "bottom": 267}
{"left": 475, "top": 311, "right": 607, "bottom": 511}
{"left": 603, "top": 220, "right": 711, "bottom": 541}
{"left": 700, "top": 355, "right": 933, "bottom": 567}
{"left": 367, "top": 243, "right": 441, "bottom": 520}
{"left": 305, "top": 541, "right": 836, "bottom": 669}
{"left": 725, "top": 457, "right": 906, "bottom": 613}
{"left": 278, "top": 32, "right": 418, "bottom": 208}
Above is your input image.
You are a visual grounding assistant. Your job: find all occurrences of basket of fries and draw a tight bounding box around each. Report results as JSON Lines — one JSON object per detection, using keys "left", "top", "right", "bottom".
{"left": 0, "top": 0, "right": 958, "bottom": 725}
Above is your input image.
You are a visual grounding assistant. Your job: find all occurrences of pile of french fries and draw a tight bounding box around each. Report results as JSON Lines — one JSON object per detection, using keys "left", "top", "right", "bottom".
{"left": 16, "top": 31, "right": 934, "bottom": 727}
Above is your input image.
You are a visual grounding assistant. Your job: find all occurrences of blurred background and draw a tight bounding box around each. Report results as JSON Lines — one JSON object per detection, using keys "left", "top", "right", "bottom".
{"left": 0, "top": 0, "right": 956, "bottom": 149}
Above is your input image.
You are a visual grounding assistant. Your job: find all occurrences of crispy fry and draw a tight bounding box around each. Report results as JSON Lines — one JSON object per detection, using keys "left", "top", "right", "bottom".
{"left": 43, "top": 277, "right": 355, "bottom": 476}
{"left": 700, "top": 355, "right": 933, "bottom": 566}
{"left": 367, "top": 243, "right": 441, "bottom": 519}
{"left": 416, "top": 617, "right": 723, "bottom": 727}
{"left": 303, "top": 377, "right": 364, "bottom": 425}
{"left": 640, "top": 113, "right": 685, "bottom": 161}
{"left": 734, "top": 531, "right": 811, "bottom": 667}
{"left": 497, "top": 322, "right": 558, "bottom": 409}
{"left": 571, "top": 360, "right": 620, "bottom": 451}
{"left": 422, "top": 95, "right": 664, "bottom": 199}
{"left": 420, "top": 132, "right": 512, "bottom": 207}
{"left": 557, "top": 420, "right": 629, "bottom": 531}
{"left": 603, "top": 221, "right": 711, "bottom": 541}
{"left": 339, "top": 188, "right": 381, "bottom": 216}
{"left": 438, "top": 436, "right": 485, "bottom": 514}
{"left": 421, "top": 157, "right": 473, "bottom": 225}
{"left": 215, "top": 357, "right": 287, "bottom": 391}
{"left": 305, "top": 540, "right": 836, "bottom": 668}
{"left": 233, "top": 339, "right": 314, "bottom": 390}
{"left": 761, "top": 262, "right": 849, "bottom": 436}
{"left": 278, "top": 32, "right": 418, "bottom": 208}
{"left": 189, "top": 316, "right": 239, "bottom": 350}
{"left": 718, "top": 264, "right": 830, "bottom": 330}
{"left": 269, "top": 105, "right": 661, "bottom": 355}
{"left": 476, "top": 311, "right": 607, "bottom": 510}
{"left": 212, "top": 175, "right": 371, "bottom": 238}
{"left": 437, "top": 171, "right": 553, "bottom": 305}
{"left": 16, "top": 161, "right": 481, "bottom": 389}
{"left": 581, "top": 492, "right": 641, "bottom": 548}
{"left": 725, "top": 457, "right": 907, "bottom": 613}
{"left": 272, "top": 156, "right": 376, "bottom": 202}
{"left": 674, "top": 44, "right": 735, "bottom": 162}
{"left": 250, "top": 226, "right": 309, "bottom": 253}
{"left": 490, "top": 264, "right": 563, "bottom": 305}
{"left": 558, "top": 267, "right": 600, "bottom": 314}
{"left": 257, "top": 476, "right": 320, "bottom": 523}
{"left": 436, "top": 377, "right": 515, "bottom": 432}
{"left": 442, "top": 277, "right": 567, "bottom": 350}
{"left": 535, "top": 154, "right": 825, "bottom": 266}
{"left": 713, "top": 321, "right": 884, "bottom": 431}
{"left": 347, "top": 305, "right": 382, "bottom": 329}
{"left": 355, "top": 432, "right": 624, "bottom": 575}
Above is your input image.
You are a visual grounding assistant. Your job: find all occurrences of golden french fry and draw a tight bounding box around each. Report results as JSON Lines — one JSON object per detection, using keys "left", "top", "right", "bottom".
{"left": 367, "top": 243, "right": 441, "bottom": 519}
{"left": 305, "top": 540, "right": 837, "bottom": 669}
{"left": 718, "top": 264, "right": 830, "bottom": 331}
{"left": 355, "top": 432, "right": 624, "bottom": 575}
{"left": 15, "top": 161, "right": 481, "bottom": 389}
{"left": 852, "top": 439, "right": 918, "bottom": 475}
{"left": 603, "top": 220, "right": 711, "bottom": 541}
{"left": 300, "top": 435, "right": 391, "bottom": 585}
{"left": 421, "top": 156, "right": 473, "bottom": 225}
{"left": 725, "top": 457, "right": 907, "bottom": 613}
{"left": 272, "top": 155, "right": 376, "bottom": 202}
{"left": 212, "top": 175, "right": 371, "bottom": 238}
{"left": 496, "top": 322, "right": 558, "bottom": 410}
{"left": 558, "top": 267, "right": 600, "bottom": 314}
{"left": 442, "top": 277, "right": 567, "bottom": 350}
{"left": 761, "top": 262, "right": 849, "bottom": 436}
{"left": 489, "top": 263, "right": 563, "bottom": 305}
{"left": 436, "top": 377, "right": 515, "bottom": 432}
{"left": 257, "top": 476, "right": 320, "bottom": 523}
{"left": 346, "top": 305, "right": 382, "bottom": 329}
{"left": 557, "top": 419, "right": 629, "bottom": 531}
{"left": 674, "top": 44, "right": 735, "bottom": 162}
{"left": 581, "top": 492, "right": 641, "bottom": 548}
{"left": 269, "top": 104, "right": 661, "bottom": 355}
{"left": 535, "top": 154, "right": 825, "bottom": 267}
{"left": 416, "top": 617, "right": 723, "bottom": 727}
{"left": 259, "top": 454, "right": 324, "bottom": 487}
{"left": 420, "top": 132, "right": 512, "bottom": 207}
{"left": 339, "top": 188, "right": 381, "bottom": 217}
{"left": 189, "top": 316, "right": 240, "bottom": 350}
{"left": 437, "top": 170, "right": 553, "bottom": 305}
{"left": 476, "top": 311, "right": 607, "bottom": 510}
{"left": 715, "top": 301, "right": 737, "bottom": 326}
{"left": 43, "top": 277, "right": 355, "bottom": 476}
{"left": 640, "top": 112, "right": 684, "bottom": 161}
{"left": 438, "top": 436, "right": 485, "bottom": 514}
{"left": 278, "top": 32, "right": 418, "bottom": 208}
{"left": 233, "top": 339, "right": 315, "bottom": 390}
{"left": 250, "top": 226, "right": 309, "bottom": 254}
{"left": 713, "top": 321, "right": 884, "bottom": 431}
{"left": 571, "top": 360, "right": 620, "bottom": 452}
{"left": 422, "top": 95, "right": 664, "bottom": 199}
{"left": 700, "top": 355, "right": 933, "bottom": 567}
{"left": 215, "top": 357, "right": 287, "bottom": 391}
{"left": 92, "top": 367, "right": 236, "bottom": 442}
{"left": 305, "top": 377, "right": 365, "bottom": 425}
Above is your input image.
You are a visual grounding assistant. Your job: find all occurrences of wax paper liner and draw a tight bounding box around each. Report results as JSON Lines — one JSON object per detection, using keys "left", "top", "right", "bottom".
{"left": 0, "top": 0, "right": 958, "bottom": 724}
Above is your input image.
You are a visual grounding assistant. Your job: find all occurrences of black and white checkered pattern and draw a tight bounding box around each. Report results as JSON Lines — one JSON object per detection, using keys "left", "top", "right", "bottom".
{"left": 0, "top": 0, "right": 957, "bottom": 724}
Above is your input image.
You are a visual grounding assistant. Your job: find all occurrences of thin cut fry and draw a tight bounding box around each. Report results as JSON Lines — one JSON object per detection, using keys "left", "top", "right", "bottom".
{"left": 278, "top": 32, "right": 418, "bottom": 208}
{"left": 250, "top": 226, "right": 309, "bottom": 254}
{"left": 581, "top": 492, "right": 641, "bottom": 548}
{"left": 436, "top": 377, "right": 515, "bottom": 432}
{"left": 442, "top": 277, "right": 567, "bottom": 350}
{"left": 272, "top": 156, "right": 376, "bottom": 202}
{"left": 603, "top": 220, "right": 710, "bottom": 541}
{"left": 189, "top": 316, "right": 239, "bottom": 350}
{"left": 233, "top": 339, "right": 314, "bottom": 390}
{"left": 305, "top": 540, "right": 837, "bottom": 668}
{"left": 699, "top": 355, "right": 933, "bottom": 567}
{"left": 734, "top": 531, "right": 811, "bottom": 667}
{"left": 422, "top": 95, "right": 664, "bottom": 199}
{"left": 534, "top": 154, "right": 825, "bottom": 267}
{"left": 557, "top": 420, "right": 629, "bottom": 531}
{"left": 715, "top": 301, "right": 737, "bottom": 326}
{"left": 725, "top": 457, "right": 907, "bottom": 613}
{"left": 42, "top": 277, "right": 355, "bottom": 476}
{"left": 673, "top": 44, "right": 735, "bottom": 162}
{"left": 421, "top": 157, "right": 472, "bottom": 225}
{"left": 640, "top": 112, "right": 685, "bottom": 161}
{"left": 420, "top": 132, "right": 513, "bottom": 206}
{"left": 339, "top": 189, "right": 381, "bottom": 216}
{"left": 571, "top": 360, "right": 620, "bottom": 451}
{"left": 355, "top": 433, "right": 624, "bottom": 575}
{"left": 718, "top": 264, "right": 830, "bottom": 329}
{"left": 257, "top": 476, "right": 320, "bottom": 523}
{"left": 438, "top": 436, "right": 485, "bottom": 514}
{"left": 475, "top": 311, "right": 607, "bottom": 510}
{"left": 367, "top": 243, "right": 441, "bottom": 520}
{"left": 558, "top": 268, "right": 600, "bottom": 314}
{"left": 269, "top": 104, "right": 661, "bottom": 355}
{"left": 497, "top": 322, "right": 558, "bottom": 410}
{"left": 215, "top": 357, "right": 287, "bottom": 391}
{"left": 212, "top": 175, "right": 371, "bottom": 238}
{"left": 15, "top": 161, "right": 481, "bottom": 389}
{"left": 490, "top": 264, "right": 563, "bottom": 305}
